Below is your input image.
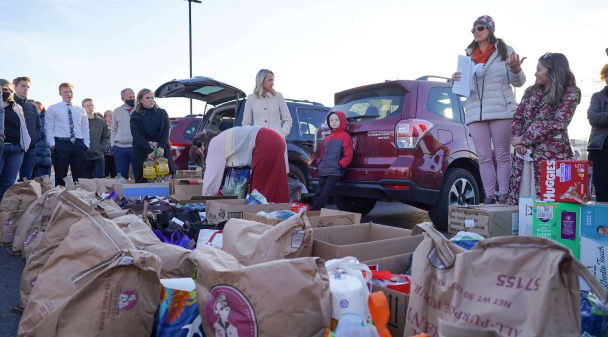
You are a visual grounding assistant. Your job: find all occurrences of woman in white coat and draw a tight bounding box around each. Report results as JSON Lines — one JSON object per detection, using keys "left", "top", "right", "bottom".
{"left": 242, "top": 69, "right": 292, "bottom": 171}
{"left": 452, "top": 15, "right": 526, "bottom": 204}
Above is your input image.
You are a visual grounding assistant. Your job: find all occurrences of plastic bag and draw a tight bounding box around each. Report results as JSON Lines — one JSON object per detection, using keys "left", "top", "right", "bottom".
{"left": 334, "top": 313, "right": 380, "bottom": 337}
{"left": 325, "top": 257, "right": 372, "bottom": 322}
{"left": 581, "top": 290, "right": 608, "bottom": 337}
{"left": 153, "top": 230, "right": 194, "bottom": 250}
{"left": 246, "top": 189, "right": 268, "bottom": 205}
{"left": 256, "top": 210, "right": 295, "bottom": 220}
{"left": 449, "top": 231, "right": 484, "bottom": 250}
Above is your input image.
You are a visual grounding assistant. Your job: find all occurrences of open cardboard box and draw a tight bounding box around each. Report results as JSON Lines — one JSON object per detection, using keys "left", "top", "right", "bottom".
{"left": 312, "top": 223, "right": 423, "bottom": 261}
{"left": 243, "top": 208, "right": 361, "bottom": 227}
{"left": 205, "top": 199, "right": 291, "bottom": 224}
{"left": 363, "top": 253, "right": 413, "bottom": 337}
{"left": 448, "top": 204, "right": 519, "bottom": 238}
{"left": 169, "top": 195, "right": 237, "bottom": 205}
{"left": 174, "top": 170, "right": 203, "bottom": 179}
{"left": 170, "top": 178, "right": 203, "bottom": 201}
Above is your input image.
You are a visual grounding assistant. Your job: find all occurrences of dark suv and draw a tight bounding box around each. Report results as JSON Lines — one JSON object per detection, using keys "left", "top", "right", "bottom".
{"left": 311, "top": 77, "right": 481, "bottom": 229}
{"left": 156, "top": 77, "right": 330, "bottom": 189}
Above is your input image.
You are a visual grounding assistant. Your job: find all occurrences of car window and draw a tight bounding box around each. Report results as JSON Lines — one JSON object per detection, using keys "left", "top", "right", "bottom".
{"left": 297, "top": 109, "right": 327, "bottom": 139}
{"left": 333, "top": 86, "right": 403, "bottom": 122}
{"left": 426, "top": 87, "right": 463, "bottom": 123}
{"left": 183, "top": 120, "right": 201, "bottom": 140}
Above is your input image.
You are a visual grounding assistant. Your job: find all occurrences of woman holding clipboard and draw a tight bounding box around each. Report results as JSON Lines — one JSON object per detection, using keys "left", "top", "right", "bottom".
{"left": 452, "top": 15, "right": 526, "bottom": 204}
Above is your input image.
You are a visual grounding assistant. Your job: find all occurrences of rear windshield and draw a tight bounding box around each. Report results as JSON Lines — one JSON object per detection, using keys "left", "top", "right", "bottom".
{"left": 332, "top": 86, "right": 404, "bottom": 121}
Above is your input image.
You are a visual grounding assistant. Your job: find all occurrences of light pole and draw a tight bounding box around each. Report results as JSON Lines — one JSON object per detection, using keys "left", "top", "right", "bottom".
{"left": 187, "top": 0, "right": 201, "bottom": 115}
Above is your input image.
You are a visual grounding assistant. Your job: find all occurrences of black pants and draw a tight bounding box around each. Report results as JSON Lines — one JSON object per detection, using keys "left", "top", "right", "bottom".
{"left": 312, "top": 175, "right": 339, "bottom": 210}
{"left": 104, "top": 154, "right": 116, "bottom": 178}
{"left": 52, "top": 139, "right": 87, "bottom": 186}
{"left": 589, "top": 149, "right": 608, "bottom": 202}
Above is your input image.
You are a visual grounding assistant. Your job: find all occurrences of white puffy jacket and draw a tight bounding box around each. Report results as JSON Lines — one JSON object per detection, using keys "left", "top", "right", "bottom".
{"left": 464, "top": 44, "right": 526, "bottom": 125}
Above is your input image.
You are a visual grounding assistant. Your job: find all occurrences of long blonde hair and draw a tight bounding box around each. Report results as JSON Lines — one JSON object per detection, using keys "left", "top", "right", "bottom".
{"left": 253, "top": 69, "right": 275, "bottom": 98}
{"left": 135, "top": 88, "right": 155, "bottom": 112}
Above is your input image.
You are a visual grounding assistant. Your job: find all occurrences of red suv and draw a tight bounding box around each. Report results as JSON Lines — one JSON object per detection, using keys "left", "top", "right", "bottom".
{"left": 311, "top": 77, "right": 482, "bottom": 230}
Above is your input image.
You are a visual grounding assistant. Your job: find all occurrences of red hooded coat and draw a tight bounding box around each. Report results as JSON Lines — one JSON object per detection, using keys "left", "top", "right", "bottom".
{"left": 317, "top": 111, "right": 353, "bottom": 176}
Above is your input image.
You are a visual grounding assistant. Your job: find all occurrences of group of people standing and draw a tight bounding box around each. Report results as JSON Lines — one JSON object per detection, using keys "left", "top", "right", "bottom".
{"left": 0, "top": 80, "right": 175, "bottom": 200}
{"left": 452, "top": 15, "right": 608, "bottom": 205}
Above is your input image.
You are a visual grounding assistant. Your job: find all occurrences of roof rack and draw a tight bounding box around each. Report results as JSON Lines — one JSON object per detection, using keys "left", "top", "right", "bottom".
{"left": 417, "top": 75, "right": 452, "bottom": 83}
{"left": 285, "top": 98, "right": 324, "bottom": 106}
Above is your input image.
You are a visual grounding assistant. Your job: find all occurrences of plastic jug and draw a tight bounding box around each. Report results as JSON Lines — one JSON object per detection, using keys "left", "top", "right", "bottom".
{"left": 143, "top": 160, "right": 157, "bottom": 181}
{"left": 155, "top": 157, "right": 170, "bottom": 177}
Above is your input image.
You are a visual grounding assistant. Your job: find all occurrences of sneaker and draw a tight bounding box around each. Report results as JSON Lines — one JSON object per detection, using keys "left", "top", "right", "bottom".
{"left": 497, "top": 194, "right": 508, "bottom": 204}
{"left": 483, "top": 196, "right": 497, "bottom": 204}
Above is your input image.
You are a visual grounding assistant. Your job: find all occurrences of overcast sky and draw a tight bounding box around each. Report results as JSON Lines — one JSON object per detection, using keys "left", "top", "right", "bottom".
{"left": 1, "top": 0, "right": 606, "bottom": 140}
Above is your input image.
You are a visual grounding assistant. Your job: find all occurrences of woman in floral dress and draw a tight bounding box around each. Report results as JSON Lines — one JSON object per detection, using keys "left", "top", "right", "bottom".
{"left": 507, "top": 53, "right": 581, "bottom": 205}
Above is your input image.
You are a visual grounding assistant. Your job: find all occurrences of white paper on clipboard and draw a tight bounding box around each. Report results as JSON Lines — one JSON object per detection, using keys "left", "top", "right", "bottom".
{"left": 452, "top": 55, "right": 473, "bottom": 97}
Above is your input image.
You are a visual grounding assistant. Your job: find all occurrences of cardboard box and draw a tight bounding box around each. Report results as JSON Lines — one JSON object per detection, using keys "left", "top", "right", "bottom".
{"left": 174, "top": 170, "right": 202, "bottom": 179}
{"left": 243, "top": 208, "right": 362, "bottom": 227}
{"left": 169, "top": 195, "right": 237, "bottom": 205}
{"left": 540, "top": 160, "right": 592, "bottom": 204}
{"left": 170, "top": 179, "right": 203, "bottom": 201}
{"left": 518, "top": 197, "right": 535, "bottom": 236}
{"left": 580, "top": 203, "right": 608, "bottom": 291}
{"left": 205, "top": 199, "right": 291, "bottom": 224}
{"left": 114, "top": 182, "right": 170, "bottom": 198}
{"left": 532, "top": 201, "right": 581, "bottom": 258}
{"left": 363, "top": 254, "right": 412, "bottom": 337}
{"left": 312, "top": 223, "right": 423, "bottom": 261}
{"left": 448, "top": 205, "right": 519, "bottom": 238}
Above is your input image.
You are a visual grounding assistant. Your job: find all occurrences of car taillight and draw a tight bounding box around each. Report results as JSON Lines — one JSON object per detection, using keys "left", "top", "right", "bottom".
{"left": 395, "top": 119, "right": 433, "bottom": 149}
{"left": 171, "top": 143, "right": 187, "bottom": 151}
{"left": 171, "top": 143, "right": 187, "bottom": 159}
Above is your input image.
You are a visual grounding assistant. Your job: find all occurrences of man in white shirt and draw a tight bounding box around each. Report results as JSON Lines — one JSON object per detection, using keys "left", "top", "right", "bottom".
{"left": 45, "top": 82, "right": 90, "bottom": 186}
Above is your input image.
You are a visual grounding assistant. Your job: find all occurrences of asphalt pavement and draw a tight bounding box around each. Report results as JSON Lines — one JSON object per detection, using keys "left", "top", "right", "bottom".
{"left": 0, "top": 201, "right": 429, "bottom": 336}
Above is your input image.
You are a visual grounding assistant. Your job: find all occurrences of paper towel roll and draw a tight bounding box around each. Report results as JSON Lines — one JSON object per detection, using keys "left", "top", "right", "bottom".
{"left": 329, "top": 271, "right": 368, "bottom": 320}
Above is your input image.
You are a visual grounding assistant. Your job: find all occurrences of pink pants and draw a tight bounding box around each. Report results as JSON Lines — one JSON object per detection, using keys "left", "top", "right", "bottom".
{"left": 468, "top": 119, "right": 512, "bottom": 198}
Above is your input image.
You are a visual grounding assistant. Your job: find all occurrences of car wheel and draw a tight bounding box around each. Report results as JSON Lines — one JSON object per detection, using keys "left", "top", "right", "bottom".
{"left": 429, "top": 168, "right": 480, "bottom": 231}
{"left": 334, "top": 195, "right": 377, "bottom": 216}
{"left": 288, "top": 164, "right": 307, "bottom": 201}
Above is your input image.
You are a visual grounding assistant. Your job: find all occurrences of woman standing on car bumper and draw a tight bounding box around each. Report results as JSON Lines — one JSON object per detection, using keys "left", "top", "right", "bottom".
{"left": 242, "top": 69, "right": 292, "bottom": 171}
{"left": 452, "top": 15, "right": 526, "bottom": 204}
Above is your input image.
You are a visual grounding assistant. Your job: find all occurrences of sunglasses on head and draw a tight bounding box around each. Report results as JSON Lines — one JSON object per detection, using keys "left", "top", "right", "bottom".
{"left": 542, "top": 52, "right": 553, "bottom": 60}
{"left": 471, "top": 26, "right": 487, "bottom": 33}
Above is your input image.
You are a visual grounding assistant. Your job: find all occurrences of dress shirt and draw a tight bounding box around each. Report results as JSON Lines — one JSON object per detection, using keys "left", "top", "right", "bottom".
{"left": 46, "top": 101, "right": 90, "bottom": 148}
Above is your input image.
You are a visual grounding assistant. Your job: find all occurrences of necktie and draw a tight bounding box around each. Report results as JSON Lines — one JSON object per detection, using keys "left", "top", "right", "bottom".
{"left": 67, "top": 104, "right": 76, "bottom": 143}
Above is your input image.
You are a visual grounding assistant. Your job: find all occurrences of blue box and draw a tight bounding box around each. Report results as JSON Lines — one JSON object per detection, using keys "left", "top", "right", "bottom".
{"left": 581, "top": 202, "right": 608, "bottom": 291}
{"left": 115, "top": 182, "right": 171, "bottom": 198}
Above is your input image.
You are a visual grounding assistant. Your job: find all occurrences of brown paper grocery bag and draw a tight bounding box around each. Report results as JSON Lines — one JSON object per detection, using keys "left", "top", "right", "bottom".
{"left": 115, "top": 214, "right": 195, "bottom": 278}
{"left": 33, "top": 175, "right": 53, "bottom": 193}
{"left": 18, "top": 190, "right": 161, "bottom": 337}
{"left": 20, "top": 189, "right": 99, "bottom": 306}
{"left": 12, "top": 186, "right": 65, "bottom": 254}
{"left": 222, "top": 212, "right": 313, "bottom": 265}
{"left": 0, "top": 179, "right": 43, "bottom": 245}
{"left": 190, "top": 246, "right": 331, "bottom": 337}
{"left": 77, "top": 177, "right": 118, "bottom": 195}
{"left": 404, "top": 222, "right": 608, "bottom": 337}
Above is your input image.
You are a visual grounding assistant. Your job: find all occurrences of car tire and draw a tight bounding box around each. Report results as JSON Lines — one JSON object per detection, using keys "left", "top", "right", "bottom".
{"left": 429, "top": 168, "right": 480, "bottom": 231}
{"left": 334, "top": 195, "right": 377, "bottom": 216}
{"left": 288, "top": 164, "right": 307, "bottom": 202}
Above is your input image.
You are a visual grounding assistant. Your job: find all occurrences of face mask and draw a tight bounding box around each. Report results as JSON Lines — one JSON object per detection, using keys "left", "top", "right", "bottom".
{"left": 2, "top": 91, "right": 10, "bottom": 102}
{"left": 125, "top": 99, "right": 135, "bottom": 107}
